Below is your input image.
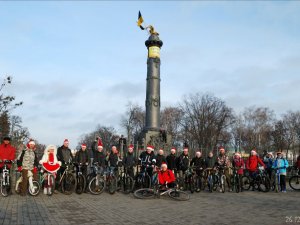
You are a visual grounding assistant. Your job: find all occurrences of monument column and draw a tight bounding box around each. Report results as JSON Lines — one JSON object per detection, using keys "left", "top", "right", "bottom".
{"left": 144, "top": 33, "right": 163, "bottom": 132}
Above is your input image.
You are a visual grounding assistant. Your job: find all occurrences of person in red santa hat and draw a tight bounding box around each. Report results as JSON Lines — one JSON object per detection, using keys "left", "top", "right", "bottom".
{"left": 39, "top": 145, "right": 62, "bottom": 194}
{"left": 158, "top": 163, "right": 176, "bottom": 188}
{"left": 246, "top": 149, "right": 265, "bottom": 191}
{"left": 232, "top": 152, "right": 245, "bottom": 192}
{"left": 16, "top": 139, "right": 39, "bottom": 196}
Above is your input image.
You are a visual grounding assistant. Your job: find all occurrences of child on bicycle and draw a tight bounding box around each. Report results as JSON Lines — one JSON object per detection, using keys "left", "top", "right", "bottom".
{"left": 39, "top": 145, "right": 62, "bottom": 194}
{"left": 272, "top": 152, "right": 289, "bottom": 192}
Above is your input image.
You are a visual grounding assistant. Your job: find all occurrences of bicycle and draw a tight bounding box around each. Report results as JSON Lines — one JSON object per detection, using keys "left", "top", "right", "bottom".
{"left": 75, "top": 163, "right": 87, "bottom": 194}
{"left": 241, "top": 167, "right": 271, "bottom": 192}
{"left": 57, "top": 161, "right": 77, "bottom": 195}
{"left": 0, "top": 160, "right": 13, "bottom": 197}
{"left": 203, "top": 168, "right": 217, "bottom": 192}
{"left": 38, "top": 166, "right": 56, "bottom": 196}
{"left": 15, "top": 170, "right": 40, "bottom": 196}
{"left": 104, "top": 166, "right": 117, "bottom": 194}
{"left": 192, "top": 167, "right": 206, "bottom": 192}
{"left": 289, "top": 168, "right": 300, "bottom": 191}
{"left": 134, "top": 183, "right": 190, "bottom": 201}
{"left": 184, "top": 167, "right": 195, "bottom": 193}
{"left": 117, "top": 167, "right": 134, "bottom": 194}
{"left": 88, "top": 163, "right": 105, "bottom": 195}
{"left": 135, "top": 164, "right": 152, "bottom": 189}
{"left": 230, "top": 167, "right": 241, "bottom": 193}
{"left": 214, "top": 165, "right": 226, "bottom": 193}
{"left": 271, "top": 168, "right": 281, "bottom": 192}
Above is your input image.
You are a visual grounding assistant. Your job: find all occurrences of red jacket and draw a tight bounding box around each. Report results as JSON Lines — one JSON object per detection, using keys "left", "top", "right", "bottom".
{"left": 246, "top": 155, "right": 265, "bottom": 172}
{"left": 232, "top": 157, "right": 245, "bottom": 175}
{"left": 0, "top": 143, "right": 16, "bottom": 168}
{"left": 158, "top": 169, "right": 176, "bottom": 185}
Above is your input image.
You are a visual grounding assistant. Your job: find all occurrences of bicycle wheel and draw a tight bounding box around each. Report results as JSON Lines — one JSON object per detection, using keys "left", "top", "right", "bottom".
{"left": 62, "top": 173, "right": 77, "bottom": 194}
{"left": 1, "top": 183, "right": 10, "bottom": 197}
{"left": 122, "top": 176, "right": 134, "bottom": 194}
{"left": 76, "top": 174, "right": 86, "bottom": 194}
{"left": 220, "top": 175, "right": 226, "bottom": 193}
{"left": 28, "top": 181, "right": 40, "bottom": 196}
{"left": 89, "top": 176, "right": 105, "bottom": 195}
{"left": 235, "top": 175, "right": 240, "bottom": 193}
{"left": 189, "top": 177, "right": 195, "bottom": 193}
{"left": 207, "top": 175, "right": 213, "bottom": 192}
{"left": 47, "top": 174, "right": 56, "bottom": 196}
{"left": 133, "top": 188, "right": 155, "bottom": 199}
{"left": 168, "top": 189, "right": 190, "bottom": 201}
{"left": 258, "top": 176, "right": 271, "bottom": 192}
{"left": 241, "top": 176, "right": 251, "bottom": 191}
{"left": 108, "top": 176, "right": 117, "bottom": 194}
{"left": 142, "top": 174, "right": 151, "bottom": 189}
{"left": 289, "top": 175, "right": 300, "bottom": 191}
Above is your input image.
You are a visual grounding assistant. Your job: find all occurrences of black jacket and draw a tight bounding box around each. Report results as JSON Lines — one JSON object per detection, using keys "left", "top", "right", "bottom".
{"left": 206, "top": 156, "right": 216, "bottom": 168}
{"left": 176, "top": 154, "right": 190, "bottom": 171}
{"left": 107, "top": 153, "right": 119, "bottom": 167}
{"left": 166, "top": 154, "right": 177, "bottom": 170}
{"left": 75, "top": 149, "right": 90, "bottom": 164}
{"left": 190, "top": 157, "right": 206, "bottom": 169}
{"left": 139, "top": 151, "right": 155, "bottom": 166}
{"left": 155, "top": 154, "right": 166, "bottom": 167}
{"left": 123, "top": 152, "right": 136, "bottom": 168}
{"left": 93, "top": 151, "right": 106, "bottom": 167}
{"left": 57, "top": 145, "right": 73, "bottom": 165}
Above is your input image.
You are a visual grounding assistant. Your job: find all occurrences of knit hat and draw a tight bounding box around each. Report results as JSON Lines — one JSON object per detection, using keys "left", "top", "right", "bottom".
{"left": 147, "top": 145, "right": 154, "bottom": 151}
{"left": 128, "top": 144, "right": 134, "bottom": 150}
{"left": 81, "top": 143, "right": 87, "bottom": 148}
{"left": 63, "top": 139, "right": 69, "bottom": 144}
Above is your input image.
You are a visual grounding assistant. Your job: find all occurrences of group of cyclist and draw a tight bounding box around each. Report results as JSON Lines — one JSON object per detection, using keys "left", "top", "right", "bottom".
{"left": 0, "top": 136, "right": 300, "bottom": 196}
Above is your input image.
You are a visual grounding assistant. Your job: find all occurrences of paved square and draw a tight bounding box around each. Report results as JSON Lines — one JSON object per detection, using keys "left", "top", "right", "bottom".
{"left": 0, "top": 189, "right": 299, "bottom": 225}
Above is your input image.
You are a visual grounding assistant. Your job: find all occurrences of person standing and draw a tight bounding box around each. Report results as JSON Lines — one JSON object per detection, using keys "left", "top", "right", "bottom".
{"left": 16, "top": 139, "right": 39, "bottom": 196}
{"left": 123, "top": 144, "right": 137, "bottom": 178}
{"left": 272, "top": 152, "right": 289, "bottom": 192}
{"left": 0, "top": 137, "right": 16, "bottom": 172}
{"left": 166, "top": 147, "right": 177, "bottom": 173}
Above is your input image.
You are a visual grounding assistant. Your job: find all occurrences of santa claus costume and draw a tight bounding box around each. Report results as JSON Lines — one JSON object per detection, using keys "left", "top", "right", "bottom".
{"left": 40, "top": 145, "right": 62, "bottom": 173}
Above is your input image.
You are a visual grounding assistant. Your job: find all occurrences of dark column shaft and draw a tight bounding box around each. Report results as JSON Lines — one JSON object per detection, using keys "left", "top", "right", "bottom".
{"left": 144, "top": 34, "right": 163, "bottom": 132}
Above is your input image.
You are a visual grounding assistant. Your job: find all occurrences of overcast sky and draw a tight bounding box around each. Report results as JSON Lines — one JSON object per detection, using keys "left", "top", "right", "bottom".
{"left": 1, "top": 1, "right": 300, "bottom": 148}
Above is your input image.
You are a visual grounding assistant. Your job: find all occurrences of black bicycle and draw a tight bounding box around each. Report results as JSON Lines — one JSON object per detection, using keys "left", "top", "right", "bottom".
{"left": 75, "top": 163, "right": 87, "bottom": 194}
{"left": 104, "top": 166, "right": 117, "bottom": 194}
{"left": 57, "top": 161, "right": 77, "bottom": 195}
{"left": 135, "top": 164, "right": 152, "bottom": 189}
{"left": 118, "top": 167, "right": 134, "bottom": 194}
{"left": 289, "top": 168, "right": 300, "bottom": 191}
{"left": 88, "top": 163, "right": 105, "bottom": 195}
{"left": 230, "top": 167, "right": 241, "bottom": 193}
{"left": 242, "top": 167, "right": 270, "bottom": 192}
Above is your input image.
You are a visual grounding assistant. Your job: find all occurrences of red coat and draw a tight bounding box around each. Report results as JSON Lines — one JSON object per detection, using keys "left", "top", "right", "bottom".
{"left": 158, "top": 169, "right": 176, "bottom": 185}
{"left": 246, "top": 155, "right": 265, "bottom": 172}
{"left": 232, "top": 157, "right": 245, "bottom": 175}
{"left": 0, "top": 143, "right": 16, "bottom": 168}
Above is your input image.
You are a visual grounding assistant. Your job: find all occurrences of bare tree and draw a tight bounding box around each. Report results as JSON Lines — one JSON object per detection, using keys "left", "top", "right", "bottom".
{"left": 79, "top": 125, "right": 119, "bottom": 152}
{"left": 160, "top": 106, "right": 183, "bottom": 146}
{"left": 120, "top": 102, "right": 145, "bottom": 145}
{"left": 235, "top": 107, "right": 275, "bottom": 155}
{"left": 179, "top": 93, "right": 234, "bottom": 155}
